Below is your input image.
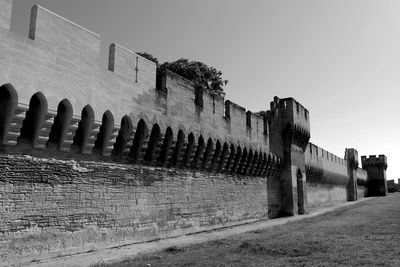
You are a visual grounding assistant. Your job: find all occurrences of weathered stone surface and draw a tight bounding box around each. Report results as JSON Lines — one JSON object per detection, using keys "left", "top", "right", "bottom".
{"left": 0, "top": 154, "right": 268, "bottom": 261}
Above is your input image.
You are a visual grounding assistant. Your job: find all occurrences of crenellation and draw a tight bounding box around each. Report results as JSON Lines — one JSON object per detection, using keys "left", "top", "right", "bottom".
{"left": 108, "top": 43, "right": 157, "bottom": 91}
{"left": 361, "top": 154, "right": 388, "bottom": 169}
{"left": 29, "top": 5, "right": 101, "bottom": 65}
{"left": 305, "top": 142, "right": 350, "bottom": 189}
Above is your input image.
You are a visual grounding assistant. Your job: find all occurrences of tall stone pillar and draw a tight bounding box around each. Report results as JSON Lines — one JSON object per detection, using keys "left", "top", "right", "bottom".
{"left": 345, "top": 148, "right": 359, "bottom": 201}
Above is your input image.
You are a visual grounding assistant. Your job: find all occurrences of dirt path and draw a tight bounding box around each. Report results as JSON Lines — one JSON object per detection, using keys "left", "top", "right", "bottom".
{"left": 29, "top": 195, "right": 400, "bottom": 267}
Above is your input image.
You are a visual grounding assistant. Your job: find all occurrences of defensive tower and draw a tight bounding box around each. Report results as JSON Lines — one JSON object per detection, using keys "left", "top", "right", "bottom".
{"left": 361, "top": 155, "right": 388, "bottom": 196}
{"left": 267, "top": 97, "right": 310, "bottom": 216}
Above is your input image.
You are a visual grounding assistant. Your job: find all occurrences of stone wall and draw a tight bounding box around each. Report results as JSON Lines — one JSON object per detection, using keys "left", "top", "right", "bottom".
{"left": 306, "top": 182, "right": 347, "bottom": 210}
{"left": 305, "top": 143, "right": 348, "bottom": 185}
{"left": 304, "top": 143, "right": 349, "bottom": 208}
{"left": 0, "top": 154, "right": 268, "bottom": 264}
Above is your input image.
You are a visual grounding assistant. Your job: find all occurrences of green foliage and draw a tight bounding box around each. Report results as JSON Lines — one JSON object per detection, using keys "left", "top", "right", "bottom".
{"left": 159, "top": 59, "right": 228, "bottom": 97}
{"left": 137, "top": 52, "right": 228, "bottom": 98}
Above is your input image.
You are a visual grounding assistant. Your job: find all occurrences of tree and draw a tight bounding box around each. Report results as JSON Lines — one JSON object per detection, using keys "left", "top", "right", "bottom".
{"left": 137, "top": 52, "right": 228, "bottom": 98}
{"left": 159, "top": 59, "right": 228, "bottom": 98}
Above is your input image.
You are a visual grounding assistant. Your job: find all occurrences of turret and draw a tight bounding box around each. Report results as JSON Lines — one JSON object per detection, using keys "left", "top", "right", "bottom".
{"left": 361, "top": 155, "right": 388, "bottom": 196}
{"left": 268, "top": 97, "right": 311, "bottom": 216}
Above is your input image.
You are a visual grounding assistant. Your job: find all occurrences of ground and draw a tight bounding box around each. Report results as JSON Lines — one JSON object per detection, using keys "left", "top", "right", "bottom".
{"left": 99, "top": 194, "right": 400, "bottom": 267}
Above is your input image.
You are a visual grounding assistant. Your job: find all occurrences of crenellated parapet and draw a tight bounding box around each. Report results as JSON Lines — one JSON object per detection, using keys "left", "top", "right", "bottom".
{"left": 266, "top": 97, "right": 310, "bottom": 154}
{"left": 0, "top": 81, "right": 280, "bottom": 179}
{"left": 266, "top": 96, "right": 281, "bottom": 124}
{"left": 361, "top": 155, "right": 388, "bottom": 170}
{"left": 305, "top": 143, "right": 349, "bottom": 185}
{"left": 0, "top": 2, "right": 279, "bottom": 179}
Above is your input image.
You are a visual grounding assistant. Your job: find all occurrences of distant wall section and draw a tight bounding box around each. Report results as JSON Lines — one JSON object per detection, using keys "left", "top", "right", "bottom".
{"left": 305, "top": 143, "right": 349, "bottom": 209}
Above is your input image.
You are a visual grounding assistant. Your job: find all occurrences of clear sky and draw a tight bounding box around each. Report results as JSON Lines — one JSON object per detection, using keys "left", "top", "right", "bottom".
{"left": 9, "top": 0, "right": 400, "bottom": 181}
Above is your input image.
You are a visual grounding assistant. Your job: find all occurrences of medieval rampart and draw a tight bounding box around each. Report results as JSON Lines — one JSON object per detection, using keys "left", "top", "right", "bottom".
{"left": 0, "top": 0, "right": 388, "bottom": 264}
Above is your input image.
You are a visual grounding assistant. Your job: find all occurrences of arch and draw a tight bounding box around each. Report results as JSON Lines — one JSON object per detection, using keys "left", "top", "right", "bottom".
{"left": 231, "top": 146, "right": 242, "bottom": 174}
{"left": 250, "top": 150, "right": 259, "bottom": 176}
{"left": 170, "top": 130, "right": 185, "bottom": 167}
{"left": 94, "top": 110, "right": 114, "bottom": 156}
{"left": 158, "top": 127, "right": 173, "bottom": 165}
{"left": 113, "top": 115, "right": 133, "bottom": 159}
{"left": 261, "top": 152, "right": 267, "bottom": 175}
{"left": 262, "top": 153, "right": 269, "bottom": 176}
{"left": 47, "top": 99, "right": 73, "bottom": 150}
{"left": 71, "top": 105, "right": 95, "bottom": 152}
{"left": 237, "top": 147, "right": 248, "bottom": 174}
{"left": 225, "top": 144, "right": 236, "bottom": 172}
{"left": 130, "top": 119, "right": 148, "bottom": 163}
{"left": 19, "top": 92, "right": 48, "bottom": 145}
{"left": 144, "top": 123, "right": 161, "bottom": 163}
{"left": 210, "top": 140, "right": 221, "bottom": 171}
{"left": 183, "top": 133, "right": 195, "bottom": 167}
{"left": 193, "top": 135, "right": 205, "bottom": 169}
{"left": 217, "top": 142, "right": 229, "bottom": 172}
{"left": 201, "top": 138, "right": 214, "bottom": 170}
{"left": 0, "top": 84, "right": 18, "bottom": 144}
{"left": 244, "top": 149, "right": 254, "bottom": 175}
{"left": 254, "top": 151, "right": 263, "bottom": 176}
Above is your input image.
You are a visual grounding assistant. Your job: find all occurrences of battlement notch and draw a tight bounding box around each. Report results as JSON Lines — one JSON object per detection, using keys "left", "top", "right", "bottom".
{"left": 361, "top": 154, "right": 387, "bottom": 169}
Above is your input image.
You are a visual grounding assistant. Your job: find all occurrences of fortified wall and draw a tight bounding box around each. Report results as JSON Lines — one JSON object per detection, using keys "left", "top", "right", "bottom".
{"left": 0, "top": 0, "right": 389, "bottom": 264}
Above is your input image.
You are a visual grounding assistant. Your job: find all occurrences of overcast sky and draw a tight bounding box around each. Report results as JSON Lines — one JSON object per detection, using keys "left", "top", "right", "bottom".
{"left": 10, "top": 0, "right": 400, "bottom": 181}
